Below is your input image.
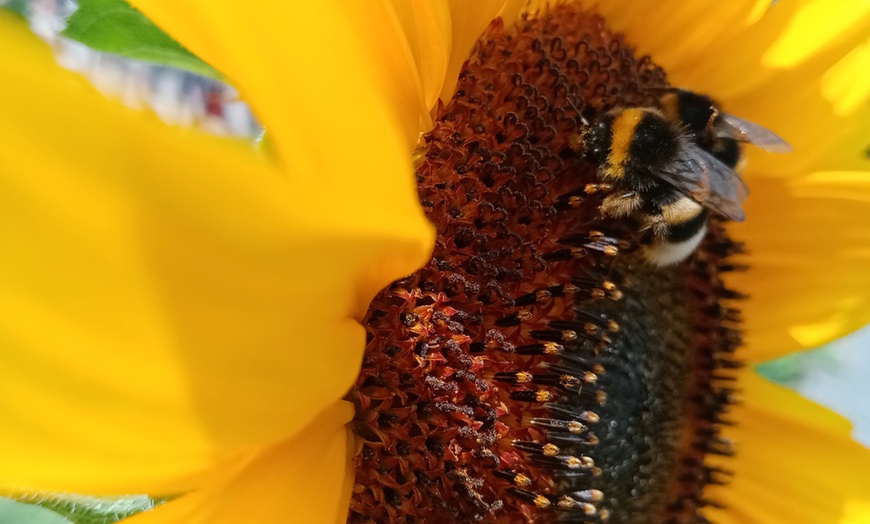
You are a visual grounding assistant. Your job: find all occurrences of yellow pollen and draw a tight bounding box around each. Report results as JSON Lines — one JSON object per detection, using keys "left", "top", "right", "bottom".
{"left": 542, "top": 443, "right": 560, "bottom": 456}
{"left": 569, "top": 421, "right": 587, "bottom": 434}
{"left": 536, "top": 289, "right": 552, "bottom": 301}
{"left": 566, "top": 456, "right": 583, "bottom": 468}
{"left": 557, "top": 496, "right": 576, "bottom": 508}
{"left": 544, "top": 342, "right": 562, "bottom": 354}
{"left": 560, "top": 375, "right": 580, "bottom": 389}
{"left": 536, "top": 390, "right": 553, "bottom": 402}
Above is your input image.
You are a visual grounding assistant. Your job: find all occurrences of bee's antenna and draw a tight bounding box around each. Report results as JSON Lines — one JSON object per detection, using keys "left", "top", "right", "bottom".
{"left": 566, "top": 97, "right": 589, "bottom": 126}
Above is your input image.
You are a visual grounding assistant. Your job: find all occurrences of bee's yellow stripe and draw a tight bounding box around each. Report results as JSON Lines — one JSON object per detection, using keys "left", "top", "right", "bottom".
{"left": 604, "top": 109, "right": 644, "bottom": 180}
{"left": 658, "top": 92, "right": 680, "bottom": 123}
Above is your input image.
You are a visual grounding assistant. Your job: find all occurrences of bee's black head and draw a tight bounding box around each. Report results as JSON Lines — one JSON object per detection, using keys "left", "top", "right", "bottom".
{"left": 670, "top": 89, "right": 718, "bottom": 140}
{"left": 584, "top": 114, "right": 616, "bottom": 164}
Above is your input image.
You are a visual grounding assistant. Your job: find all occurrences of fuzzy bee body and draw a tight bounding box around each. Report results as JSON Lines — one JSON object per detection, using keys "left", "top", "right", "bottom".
{"left": 583, "top": 107, "right": 732, "bottom": 265}
{"left": 577, "top": 90, "right": 790, "bottom": 266}
{"left": 659, "top": 89, "right": 792, "bottom": 171}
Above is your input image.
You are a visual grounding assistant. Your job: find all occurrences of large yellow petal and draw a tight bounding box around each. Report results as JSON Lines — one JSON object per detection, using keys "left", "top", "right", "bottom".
{"left": 438, "top": 0, "right": 518, "bottom": 104}
{"left": 729, "top": 172, "right": 870, "bottom": 363}
{"left": 563, "top": 0, "right": 764, "bottom": 78}
{"left": 569, "top": 0, "right": 869, "bottom": 99}
{"left": 127, "top": 0, "right": 427, "bottom": 162}
{"left": 389, "top": 0, "right": 523, "bottom": 121}
{"left": 716, "top": 30, "right": 870, "bottom": 179}
{"left": 668, "top": 0, "right": 869, "bottom": 98}
{"left": 0, "top": 12, "right": 430, "bottom": 493}
{"left": 121, "top": 402, "right": 354, "bottom": 524}
{"left": 706, "top": 372, "right": 870, "bottom": 524}
{"left": 387, "top": 0, "right": 451, "bottom": 121}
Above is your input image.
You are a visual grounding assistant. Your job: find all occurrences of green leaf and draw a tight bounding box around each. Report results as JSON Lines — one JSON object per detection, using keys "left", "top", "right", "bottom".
{"left": 2, "top": 0, "right": 28, "bottom": 17}
{"left": 62, "top": 0, "right": 221, "bottom": 80}
{"left": 0, "top": 497, "right": 72, "bottom": 524}
{"left": 14, "top": 494, "right": 163, "bottom": 524}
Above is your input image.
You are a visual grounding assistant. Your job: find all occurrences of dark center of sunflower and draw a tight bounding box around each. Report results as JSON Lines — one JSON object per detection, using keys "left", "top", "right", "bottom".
{"left": 349, "top": 6, "right": 742, "bottom": 524}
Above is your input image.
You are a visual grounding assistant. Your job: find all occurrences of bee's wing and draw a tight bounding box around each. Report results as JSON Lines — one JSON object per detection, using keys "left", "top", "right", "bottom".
{"left": 717, "top": 113, "right": 793, "bottom": 153}
{"left": 658, "top": 146, "right": 749, "bottom": 222}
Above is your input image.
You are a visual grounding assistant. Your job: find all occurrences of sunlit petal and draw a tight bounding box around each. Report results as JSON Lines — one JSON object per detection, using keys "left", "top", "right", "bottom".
{"left": 388, "top": 0, "right": 451, "bottom": 119}
{"left": 719, "top": 32, "right": 870, "bottom": 179}
{"left": 122, "top": 403, "right": 354, "bottom": 524}
{"left": 729, "top": 171, "right": 870, "bottom": 363}
{"left": 0, "top": 12, "right": 430, "bottom": 493}
{"left": 706, "top": 372, "right": 870, "bottom": 524}
{"left": 438, "top": 0, "right": 517, "bottom": 103}
{"left": 564, "top": 0, "right": 763, "bottom": 80}
{"left": 128, "top": 0, "right": 428, "bottom": 161}
{"left": 578, "top": 0, "right": 868, "bottom": 99}
{"left": 762, "top": 0, "right": 870, "bottom": 69}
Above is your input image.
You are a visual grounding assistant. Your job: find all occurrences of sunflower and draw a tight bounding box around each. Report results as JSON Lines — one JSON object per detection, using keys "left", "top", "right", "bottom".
{"left": 0, "top": 0, "right": 869, "bottom": 523}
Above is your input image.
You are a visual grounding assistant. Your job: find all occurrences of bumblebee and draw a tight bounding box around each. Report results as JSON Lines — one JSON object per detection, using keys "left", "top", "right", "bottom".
{"left": 659, "top": 88, "right": 792, "bottom": 171}
{"left": 576, "top": 91, "right": 789, "bottom": 266}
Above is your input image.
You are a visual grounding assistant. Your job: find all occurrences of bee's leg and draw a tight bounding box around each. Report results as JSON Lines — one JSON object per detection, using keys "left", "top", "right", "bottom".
{"left": 600, "top": 191, "right": 643, "bottom": 218}
{"left": 643, "top": 213, "right": 670, "bottom": 240}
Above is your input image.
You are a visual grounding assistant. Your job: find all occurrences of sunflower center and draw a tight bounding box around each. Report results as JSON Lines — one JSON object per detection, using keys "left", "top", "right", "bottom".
{"left": 349, "top": 6, "right": 741, "bottom": 523}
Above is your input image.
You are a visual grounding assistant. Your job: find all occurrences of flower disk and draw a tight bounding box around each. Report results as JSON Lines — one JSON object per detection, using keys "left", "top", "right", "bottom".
{"left": 351, "top": 6, "right": 743, "bottom": 523}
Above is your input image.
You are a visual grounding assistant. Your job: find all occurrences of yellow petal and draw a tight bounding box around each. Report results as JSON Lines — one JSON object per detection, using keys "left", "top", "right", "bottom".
{"left": 564, "top": 0, "right": 763, "bottom": 82}
{"left": 394, "top": 0, "right": 523, "bottom": 115}
{"left": 121, "top": 402, "right": 354, "bottom": 524}
{"left": 821, "top": 38, "right": 870, "bottom": 117}
{"left": 0, "top": 12, "right": 431, "bottom": 493}
{"left": 572, "top": 0, "right": 867, "bottom": 98}
{"left": 388, "top": 0, "right": 451, "bottom": 118}
{"left": 706, "top": 372, "right": 870, "bottom": 524}
{"left": 438, "top": 0, "right": 517, "bottom": 104}
{"left": 762, "top": 0, "right": 870, "bottom": 69}
{"left": 729, "top": 172, "right": 870, "bottom": 363}
{"left": 128, "top": 0, "right": 427, "bottom": 161}
{"left": 665, "top": 1, "right": 867, "bottom": 98}
{"left": 716, "top": 35, "right": 870, "bottom": 179}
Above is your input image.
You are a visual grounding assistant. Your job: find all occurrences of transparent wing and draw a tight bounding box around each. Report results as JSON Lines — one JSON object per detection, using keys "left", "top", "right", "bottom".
{"left": 657, "top": 145, "right": 749, "bottom": 222}
{"left": 717, "top": 113, "right": 793, "bottom": 153}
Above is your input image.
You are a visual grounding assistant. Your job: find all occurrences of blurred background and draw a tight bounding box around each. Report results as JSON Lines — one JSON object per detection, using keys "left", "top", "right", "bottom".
{"left": 759, "top": 326, "right": 870, "bottom": 447}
